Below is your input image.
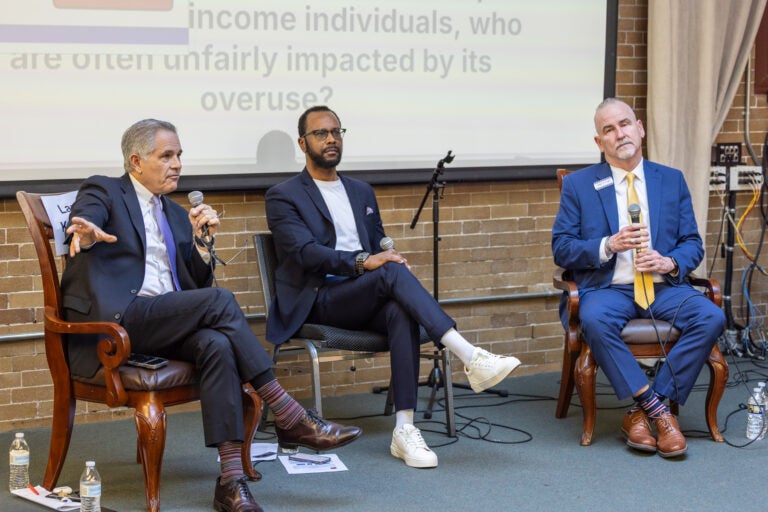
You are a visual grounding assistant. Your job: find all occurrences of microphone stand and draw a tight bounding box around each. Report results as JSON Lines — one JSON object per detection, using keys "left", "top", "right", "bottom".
{"left": 410, "top": 151, "right": 507, "bottom": 421}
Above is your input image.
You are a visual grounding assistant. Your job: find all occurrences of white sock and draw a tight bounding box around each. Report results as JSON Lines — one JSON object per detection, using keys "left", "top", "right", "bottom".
{"left": 439, "top": 328, "right": 476, "bottom": 366}
{"left": 395, "top": 410, "right": 414, "bottom": 430}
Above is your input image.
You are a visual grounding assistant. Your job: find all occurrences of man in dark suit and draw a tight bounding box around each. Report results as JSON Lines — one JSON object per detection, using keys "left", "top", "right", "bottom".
{"left": 265, "top": 106, "right": 521, "bottom": 469}
{"left": 551, "top": 98, "right": 725, "bottom": 458}
{"left": 61, "top": 119, "right": 361, "bottom": 512}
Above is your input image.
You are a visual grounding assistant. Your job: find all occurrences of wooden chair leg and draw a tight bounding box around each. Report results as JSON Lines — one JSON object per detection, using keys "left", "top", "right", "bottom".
{"left": 43, "top": 392, "right": 76, "bottom": 492}
{"left": 575, "top": 346, "right": 598, "bottom": 446}
{"left": 556, "top": 342, "right": 578, "bottom": 418}
{"left": 241, "top": 384, "right": 264, "bottom": 482}
{"left": 705, "top": 345, "right": 728, "bottom": 442}
{"left": 134, "top": 396, "right": 167, "bottom": 512}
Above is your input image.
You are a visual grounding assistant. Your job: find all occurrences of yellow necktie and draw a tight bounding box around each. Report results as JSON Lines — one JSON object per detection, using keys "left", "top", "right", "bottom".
{"left": 626, "top": 172, "right": 654, "bottom": 309}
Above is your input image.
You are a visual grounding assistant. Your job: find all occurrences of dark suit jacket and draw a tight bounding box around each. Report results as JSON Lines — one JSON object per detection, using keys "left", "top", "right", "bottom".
{"left": 551, "top": 160, "right": 703, "bottom": 297}
{"left": 61, "top": 174, "right": 212, "bottom": 376}
{"left": 264, "top": 169, "right": 385, "bottom": 345}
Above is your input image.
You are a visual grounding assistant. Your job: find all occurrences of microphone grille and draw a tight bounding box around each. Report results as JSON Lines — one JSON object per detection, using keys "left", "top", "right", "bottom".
{"left": 380, "top": 237, "right": 394, "bottom": 250}
{"left": 188, "top": 190, "right": 204, "bottom": 207}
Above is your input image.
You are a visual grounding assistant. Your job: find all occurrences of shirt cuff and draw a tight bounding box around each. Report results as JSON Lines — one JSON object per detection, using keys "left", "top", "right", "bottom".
{"left": 599, "top": 236, "right": 613, "bottom": 263}
{"left": 196, "top": 244, "right": 211, "bottom": 264}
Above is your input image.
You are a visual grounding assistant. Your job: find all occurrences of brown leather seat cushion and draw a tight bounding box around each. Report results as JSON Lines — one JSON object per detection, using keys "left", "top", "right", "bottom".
{"left": 621, "top": 319, "right": 681, "bottom": 345}
{"left": 72, "top": 360, "right": 199, "bottom": 391}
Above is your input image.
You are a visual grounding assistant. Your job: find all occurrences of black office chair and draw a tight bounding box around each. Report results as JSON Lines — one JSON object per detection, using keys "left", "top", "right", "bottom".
{"left": 254, "top": 232, "right": 456, "bottom": 436}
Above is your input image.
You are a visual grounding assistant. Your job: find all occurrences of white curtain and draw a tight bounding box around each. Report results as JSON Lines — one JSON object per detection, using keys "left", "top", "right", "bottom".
{"left": 647, "top": 0, "right": 766, "bottom": 249}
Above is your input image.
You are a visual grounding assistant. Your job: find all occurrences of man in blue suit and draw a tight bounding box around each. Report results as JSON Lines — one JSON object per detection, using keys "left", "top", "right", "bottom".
{"left": 62, "top": 119, "right": 361, "bottom": 511}
{"left": 552, "top": 98, "right": 724, "bottom": 458}
{"left": 265, "top": 105, "right": 521, "bottom": 469}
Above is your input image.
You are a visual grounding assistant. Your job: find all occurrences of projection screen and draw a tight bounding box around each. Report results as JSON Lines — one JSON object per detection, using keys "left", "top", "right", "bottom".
{"left": 0, "top": 0, "right": 616, "bottom": 191}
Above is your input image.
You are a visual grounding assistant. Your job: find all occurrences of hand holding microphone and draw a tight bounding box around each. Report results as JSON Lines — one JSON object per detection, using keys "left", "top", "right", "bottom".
{"left": 356, "top": 236, "right": 409, "bottom": 272}
{"left": 187, "top": 190, "right": 225, "bottom": 265}
{"left": 187, "top": 190, "right": 219, "bottom": 244}
{"left": 607, "top": 204, "right": 648, "bottom": 254}
{"left": 626, "top": 203, "right": 649, "bottom": 254}
{"left": 377, "top": 236, "right": 410, "bottom": 270}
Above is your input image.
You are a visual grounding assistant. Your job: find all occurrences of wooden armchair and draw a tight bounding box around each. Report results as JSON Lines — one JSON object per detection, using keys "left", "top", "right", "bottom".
{"left": 552, "top": 169, "right": 728, "bottom": 446}
{"left": 17, "top": 191, "right": 263, "bottom": 512}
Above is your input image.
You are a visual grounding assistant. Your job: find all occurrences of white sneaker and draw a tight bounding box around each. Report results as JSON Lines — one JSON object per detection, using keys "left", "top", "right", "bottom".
{"left": 390, "top": 424, "right": 438, "bottom": 468}
{"left": 464, "top": 348, "right": 521, "bottom": 392}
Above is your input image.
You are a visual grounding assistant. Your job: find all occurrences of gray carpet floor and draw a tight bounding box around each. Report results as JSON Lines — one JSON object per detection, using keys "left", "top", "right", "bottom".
{"left": 3, "top": 358, "right": 768, "bottom": 512}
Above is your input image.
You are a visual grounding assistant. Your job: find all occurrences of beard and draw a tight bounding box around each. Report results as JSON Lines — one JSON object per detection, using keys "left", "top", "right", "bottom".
{"left": 307, "top": 144, "right": 342, "bottom": 169}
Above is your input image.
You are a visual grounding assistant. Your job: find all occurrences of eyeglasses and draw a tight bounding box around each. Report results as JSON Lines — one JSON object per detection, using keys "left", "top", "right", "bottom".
{"left": 302, "top": 128, "right": 346, "bottom": 141}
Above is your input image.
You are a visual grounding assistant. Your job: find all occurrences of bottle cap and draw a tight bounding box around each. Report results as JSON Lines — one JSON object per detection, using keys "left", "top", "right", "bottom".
{"left": 14, "top": 433, "right": 23, "bottom": 438}
{"left": 86, "top": 460, "right": 95, "bottom": 467}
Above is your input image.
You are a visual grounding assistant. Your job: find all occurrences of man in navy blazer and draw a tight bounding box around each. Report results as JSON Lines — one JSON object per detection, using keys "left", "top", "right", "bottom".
{"left": 62, "top": 119, "right": 360, "bottom": 511}
{"left": 265, "top": 105, "right": 521, "bottom": 469}
{"left": 552, "top": 99, "right": 725, "bottom": 458}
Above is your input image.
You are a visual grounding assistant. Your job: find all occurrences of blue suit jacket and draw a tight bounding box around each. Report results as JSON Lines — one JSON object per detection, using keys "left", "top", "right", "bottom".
{"left": 61, "top": 174, "right": 213, "bottom": 376}
{"left": 264, "top": 169, "right": 386, "bottom": 345}
{"left": 551, "top": 160, "right": 703, "bottom": 297}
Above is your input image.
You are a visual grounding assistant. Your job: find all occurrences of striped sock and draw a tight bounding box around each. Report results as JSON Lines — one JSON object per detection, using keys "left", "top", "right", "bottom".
{"left": 255, "top": 379, "right": 305, "bottom": 429}
{"left": 635, "top": 388, "right": 669, "bottom": 419}
{"left": 217, "top": 441, "right": 244, "bottom": 485}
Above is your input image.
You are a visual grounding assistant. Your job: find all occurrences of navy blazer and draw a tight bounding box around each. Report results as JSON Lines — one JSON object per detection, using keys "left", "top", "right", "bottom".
{"left": 551, "top": 160, "right": 703, "bottom": 295}
{"left": 61, "top": 174, "right": 212, "bottom": 376}
{"left": 264, "top": 169, "right": 386, "bottom": 345}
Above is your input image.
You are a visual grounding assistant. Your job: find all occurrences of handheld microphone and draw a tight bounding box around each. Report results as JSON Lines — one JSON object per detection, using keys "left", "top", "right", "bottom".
{"left": 380, "top": 236, "right": 395, "bottom": 251}
{"left": 628, "top": 203, "right": 641, "bottom": 224}
{"left": 187, "top": 190, "right": 211, "bottom": 244}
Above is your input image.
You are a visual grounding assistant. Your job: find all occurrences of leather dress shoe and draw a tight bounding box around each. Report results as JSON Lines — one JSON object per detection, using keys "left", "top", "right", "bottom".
{"left": 275, "top": 409, "right": 362, "bottom": 451}
{"left": 213, "top": 476, "right": 263, "bottom": 512}
{"left": 654, "top": 412, "right": 688, "bottom": 458}
{"left": 621, "top": 407, "right": 656, "bottom": 453}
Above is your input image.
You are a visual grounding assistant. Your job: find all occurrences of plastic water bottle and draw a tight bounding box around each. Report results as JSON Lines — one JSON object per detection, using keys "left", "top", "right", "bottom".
{"left": 759, "top": 382, "right": 768, "bottom": 437}
{"left": 8, "top": 432, "right": 30, "bottom": 491}
{"left": 79, "top": 460, "right": 101, "bottom": 512}
{"left": 746, "top": 387, "right": 765, "bottom": 441}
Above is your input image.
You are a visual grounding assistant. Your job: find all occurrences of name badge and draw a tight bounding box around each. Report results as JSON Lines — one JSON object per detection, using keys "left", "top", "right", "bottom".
{"left": 593, "top": 177, "right": 613, "bottom": 191}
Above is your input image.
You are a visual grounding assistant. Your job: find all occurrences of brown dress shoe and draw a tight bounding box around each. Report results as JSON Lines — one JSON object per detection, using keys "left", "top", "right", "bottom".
{"left": 621, "top": 407, "right": 656, "bottom": 452}
{"left": 275, "top": 409, "right": 362, "bottom": 451}
{"left": 654, "top": 412, "right": 688, "bottom": 458}
{"left": 213, "top": 476, "right": 263, "bottom": 512}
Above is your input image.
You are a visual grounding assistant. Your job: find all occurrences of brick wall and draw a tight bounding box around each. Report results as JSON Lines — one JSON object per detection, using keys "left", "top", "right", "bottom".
{"left": 2, "top": 0, "right": 767, "bottom": 431}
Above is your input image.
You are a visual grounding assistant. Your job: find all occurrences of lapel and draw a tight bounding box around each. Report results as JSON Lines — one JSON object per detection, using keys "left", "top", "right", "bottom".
{"left": 340, "top": 174, "right": 371, "bottom": 252}
{"left": 119, "top": 174, "right": 146, "bottom": 250}
{"left": 643, "top": 161, "right": 662, "bottom": 244}
{"left": 299, "top": 169, "right": 337, "bottom": 247}
{"left": 594, "top": 163, "right": 620, "bottom": 235}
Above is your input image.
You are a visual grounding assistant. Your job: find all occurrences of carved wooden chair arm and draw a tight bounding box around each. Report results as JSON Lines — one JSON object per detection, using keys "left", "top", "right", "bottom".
{"left": 688, "top": 276, "right": 722, "bottom": 308}
{"left": 553, "top": 266, "right": 580, "bottom": 323}
{"left": 44, "top": 308, "right": 131, "bottom": 407}
{"left": 553, "top": 266, "right": 582, "bottom": 352}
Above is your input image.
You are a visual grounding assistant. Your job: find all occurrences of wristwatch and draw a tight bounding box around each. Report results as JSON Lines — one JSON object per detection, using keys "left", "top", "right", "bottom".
{"left": 355, "top": 252, "right": 370, "bottom": 275}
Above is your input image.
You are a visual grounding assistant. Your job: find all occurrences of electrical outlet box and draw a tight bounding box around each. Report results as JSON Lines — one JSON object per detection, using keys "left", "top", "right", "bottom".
{"left": 713, "top": 143, "right": 742, "bottom": 165}
{"left": 709, "top": 165, "right": 763, "bottom": 191}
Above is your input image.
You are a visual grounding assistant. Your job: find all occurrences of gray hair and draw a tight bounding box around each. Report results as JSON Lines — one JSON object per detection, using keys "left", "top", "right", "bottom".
{"left": 594, "top": 98, "right": 636, "bottom": 132}
{"left": 121, "top": 119, "right": 177, "bottom": 173}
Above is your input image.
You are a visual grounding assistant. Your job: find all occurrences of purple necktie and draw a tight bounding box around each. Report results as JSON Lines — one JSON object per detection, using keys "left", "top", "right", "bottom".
{"left": 152, "top": 195, "right": 181, "bottom": 291}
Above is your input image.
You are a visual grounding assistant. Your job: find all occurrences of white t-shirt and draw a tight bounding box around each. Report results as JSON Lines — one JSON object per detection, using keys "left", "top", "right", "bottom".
{"left": 314, "top": 178, "right": 362, "bottom": 252}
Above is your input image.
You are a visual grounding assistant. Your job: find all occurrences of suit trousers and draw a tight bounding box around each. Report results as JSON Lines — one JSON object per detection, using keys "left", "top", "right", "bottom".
{"left": 578, "top": 283, "right": 725, "bottom": 404}
{"left": 122, "top": 287, "right": 274, "bottom": 446}
{"left": 306, "top": 262, "right": 455, "bottom": 411}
